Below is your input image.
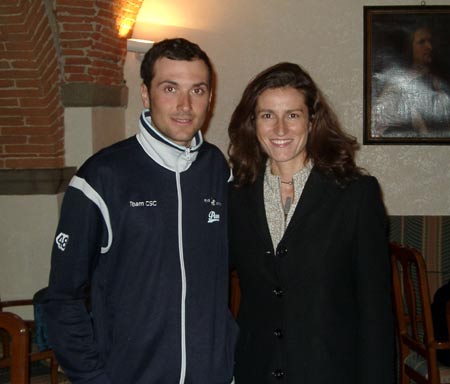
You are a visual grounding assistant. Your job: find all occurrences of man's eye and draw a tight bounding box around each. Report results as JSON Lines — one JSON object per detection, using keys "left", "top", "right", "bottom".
{"left": 192, "top": 88, "right": 205, "bottom": 95}
{"left": 165, "top": 87, "right": 176, "bottom": 93}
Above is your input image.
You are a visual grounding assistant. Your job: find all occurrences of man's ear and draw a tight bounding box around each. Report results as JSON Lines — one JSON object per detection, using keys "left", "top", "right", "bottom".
{"left": 207, "top": 90, "right": 213, "bottom": 111}
{"left": 141, "top": 84, "right": 150, "bottom": 109}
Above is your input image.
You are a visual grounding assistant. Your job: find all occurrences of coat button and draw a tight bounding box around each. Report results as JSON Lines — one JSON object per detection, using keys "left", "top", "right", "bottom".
{"left": 271, "top": 369, "right": 285, "bottom": 379}
{"left": 273, "top": 287, "right": 284, "bottom": 297}
{"left": 275, "top": 247, "right": 288, "bottom": 258}
{"left": 273, "top": 328, "right": 283, "bottom": 338}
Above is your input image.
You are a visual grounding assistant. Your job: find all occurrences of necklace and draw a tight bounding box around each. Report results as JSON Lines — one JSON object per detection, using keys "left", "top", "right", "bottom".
{"left": 280, "top": 179, "right": 294, "bottom": 185}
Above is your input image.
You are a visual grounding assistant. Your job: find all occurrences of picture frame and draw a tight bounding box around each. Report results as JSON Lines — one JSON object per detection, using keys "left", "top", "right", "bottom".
{"left": 363, "top": 5, "right": 450, "bottom": 144}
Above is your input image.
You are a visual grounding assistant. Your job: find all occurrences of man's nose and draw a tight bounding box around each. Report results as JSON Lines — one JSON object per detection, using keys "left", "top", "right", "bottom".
{"left": 177, "top": 92, "right": 192, "bottom": 111}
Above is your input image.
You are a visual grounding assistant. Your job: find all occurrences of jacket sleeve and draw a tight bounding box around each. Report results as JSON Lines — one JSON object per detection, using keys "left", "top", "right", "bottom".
{"left": 354, "top": 177, "right": 395, "bottom": 384}
{"left": 43, "top": 178, "right": 111, "bottom": 384}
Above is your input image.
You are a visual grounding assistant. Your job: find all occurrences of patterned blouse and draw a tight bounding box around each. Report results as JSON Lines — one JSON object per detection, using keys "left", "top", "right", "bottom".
{"left": 263, "top": 160, "right": 313, "bottom": 250}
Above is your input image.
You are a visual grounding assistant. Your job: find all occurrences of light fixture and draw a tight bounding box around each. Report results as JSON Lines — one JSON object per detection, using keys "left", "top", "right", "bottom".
{"left": 127, "top": 38, "right": 154, "bottom": 53}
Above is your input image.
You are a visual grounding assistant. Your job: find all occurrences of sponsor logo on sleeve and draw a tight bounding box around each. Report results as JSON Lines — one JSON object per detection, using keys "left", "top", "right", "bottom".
{"left": 55, "top": 232, "right": 69, "bottom": 251}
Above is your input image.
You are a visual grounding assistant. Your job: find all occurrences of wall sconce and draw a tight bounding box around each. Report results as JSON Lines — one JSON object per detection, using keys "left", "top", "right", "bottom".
{"left": 127, "top": 38, "right": 154, "bottom": 59}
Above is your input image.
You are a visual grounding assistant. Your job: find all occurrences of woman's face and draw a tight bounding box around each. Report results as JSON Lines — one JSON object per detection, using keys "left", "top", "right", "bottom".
{"left": 255, "top": 86, "right": 310, "bottom": 175}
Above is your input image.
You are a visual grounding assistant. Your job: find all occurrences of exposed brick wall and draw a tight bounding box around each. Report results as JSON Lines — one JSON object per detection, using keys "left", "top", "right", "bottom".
{"left": 0, "top": 0, "right": 64, "bottom": 169}
{"left": 0, "top": 0, "right": 143, "bottom": 170}
{"left": 56, "top": 0, "right": 143, "bottom": 85}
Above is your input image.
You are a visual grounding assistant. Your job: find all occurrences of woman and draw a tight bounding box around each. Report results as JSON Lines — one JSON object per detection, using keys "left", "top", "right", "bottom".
{"left": 228, "top": 62, "right": 395, "bottom": 383}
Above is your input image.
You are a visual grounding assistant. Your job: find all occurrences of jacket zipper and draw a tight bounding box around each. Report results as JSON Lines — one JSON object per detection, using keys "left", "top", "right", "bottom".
{"left": 176, "top": 170, "right": 187, "bottom": 384}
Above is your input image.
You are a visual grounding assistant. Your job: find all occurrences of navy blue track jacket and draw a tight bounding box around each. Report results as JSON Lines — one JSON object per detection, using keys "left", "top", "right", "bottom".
{"left": 44, "top": 110, "right": 238, "bottom": 384}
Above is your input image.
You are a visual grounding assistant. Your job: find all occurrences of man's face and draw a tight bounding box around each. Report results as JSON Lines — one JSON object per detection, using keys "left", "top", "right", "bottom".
{"left": 412, "top": 28, "right": 433, "bottom": 68}
{"left": 141, "top": 57, "right": 212, "bottom": 147}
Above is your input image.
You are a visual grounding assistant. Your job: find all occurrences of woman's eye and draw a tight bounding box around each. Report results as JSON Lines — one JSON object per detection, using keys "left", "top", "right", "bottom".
{"left": 260, "top": 113, "right": 272, "bottom": 119}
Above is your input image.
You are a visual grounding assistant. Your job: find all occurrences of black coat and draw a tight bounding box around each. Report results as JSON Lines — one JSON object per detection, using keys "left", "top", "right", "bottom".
{"left": 431, "top": 280, "right": 450, "bottom": 365}
{"left": 229, "top": 167, "right": 395, "bottom": 384}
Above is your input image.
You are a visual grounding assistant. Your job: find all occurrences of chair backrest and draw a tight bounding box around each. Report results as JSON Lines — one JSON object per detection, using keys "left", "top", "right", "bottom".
{"left": 0, "top": 299, "right": 34, "bottom": 311}
{"left": 0, "top": 312, "right": 30, "bottom": 384}
{"left": 0, "top": 295, "right": 60, "bottom": 384}
{"left": 390, "top": 242, "right": 448, "bottom": 384}
{"left": 0, "top": 298, "right": 34, "bottom": 361}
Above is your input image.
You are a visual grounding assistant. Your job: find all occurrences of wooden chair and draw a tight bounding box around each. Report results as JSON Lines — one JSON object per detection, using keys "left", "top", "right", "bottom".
{"left": 0, "top": 312, "right": 30, "bottom": 384}
{"left": 0, "top": 298, "right": 59, "bottom": 384}
{"left": 390, "top": 242, "right": 450, "bottom": 383}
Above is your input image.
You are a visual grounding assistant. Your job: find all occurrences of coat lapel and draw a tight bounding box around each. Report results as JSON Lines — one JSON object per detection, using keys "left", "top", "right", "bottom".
{"left": 283, "top": 167, "right": 334, "bottom": 241}
{"left": 238, "top": 167, "right": 337, "bottom": 253}
{"left": 242, "top": 172, "right": 274, "bottom": 251}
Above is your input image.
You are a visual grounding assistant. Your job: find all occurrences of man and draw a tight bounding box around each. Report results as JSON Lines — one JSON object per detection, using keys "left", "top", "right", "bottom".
{"left": 44, "top": 38, "right": 237, "bottom": 384}
{"left": 410, "top": 25, "right": 433, "bottom": 71}
{"left": 431, "top": 279, "right": 450, "bottom": 366}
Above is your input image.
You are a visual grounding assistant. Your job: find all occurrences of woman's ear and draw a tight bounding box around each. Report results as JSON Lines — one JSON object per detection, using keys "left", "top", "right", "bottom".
{"left": 308, "top": 113, "right": 315, "bottom": 132}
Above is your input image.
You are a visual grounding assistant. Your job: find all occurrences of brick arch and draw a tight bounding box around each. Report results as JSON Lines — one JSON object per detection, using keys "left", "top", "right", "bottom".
{"left": 56, "top": 0, "right": 144, "bottom": 86}
{"left": 0, "top": 0, "right": 144, "bottom": 172}
{"left": 0, "top": 0, "right": 64, "bottom": 169}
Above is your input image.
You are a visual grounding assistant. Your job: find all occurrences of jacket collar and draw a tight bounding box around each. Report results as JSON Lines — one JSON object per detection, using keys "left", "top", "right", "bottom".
{"left": 136, "top": 109, "right": 203, "bottom": 172}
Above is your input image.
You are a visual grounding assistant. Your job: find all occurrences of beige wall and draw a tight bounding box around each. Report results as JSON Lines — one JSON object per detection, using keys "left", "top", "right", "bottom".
{"left": 2, "top": 0, "right": 450, "bottom": 303}
{"left": 127, "top": 0, "right": 450, "bottom": 215}
{"left": 65, "top": 107, "right": 126, "bottom": 166}
{"left": 0, "top": 195, "right": 60, "bottom": 316}
{"left": 0, "top": 108, "right": 125, "bottom": 303}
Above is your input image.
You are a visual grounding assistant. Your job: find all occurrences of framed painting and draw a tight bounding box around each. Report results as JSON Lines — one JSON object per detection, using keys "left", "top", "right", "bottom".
{"left": 364, "top": 6, "right": 450, "bottom": 144}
